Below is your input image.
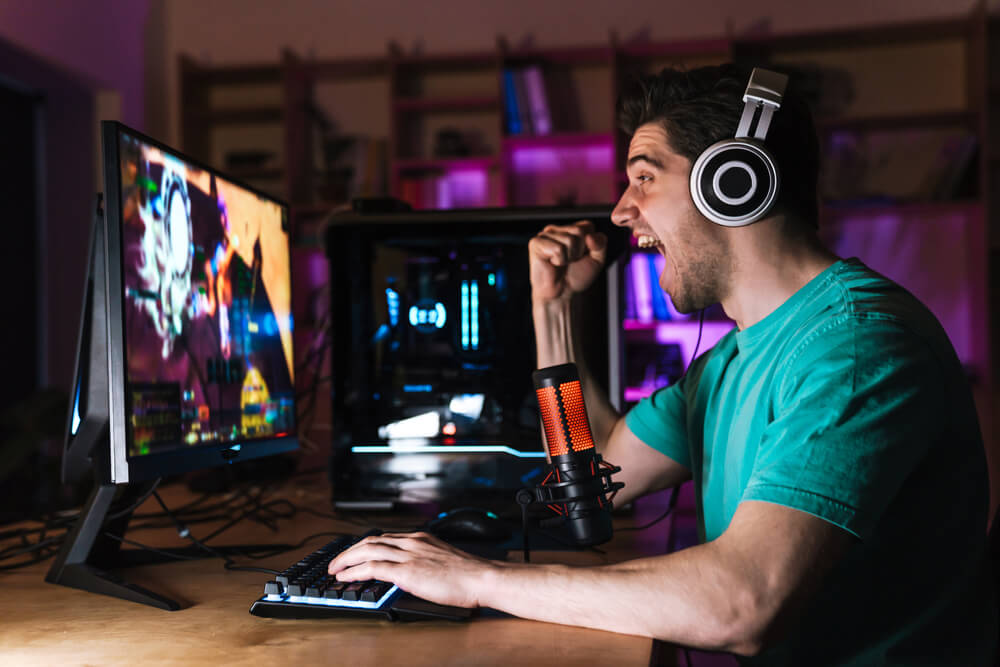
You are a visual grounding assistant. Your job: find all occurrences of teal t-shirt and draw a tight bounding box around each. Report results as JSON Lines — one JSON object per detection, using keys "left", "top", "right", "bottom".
{"left": 626, "top": 258, "right": 996, "bottom": 665}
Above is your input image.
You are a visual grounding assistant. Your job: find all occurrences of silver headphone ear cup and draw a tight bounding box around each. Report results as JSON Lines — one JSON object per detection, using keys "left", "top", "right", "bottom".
{"left": 690, "top": 139, "right": 779, "bottom": 227}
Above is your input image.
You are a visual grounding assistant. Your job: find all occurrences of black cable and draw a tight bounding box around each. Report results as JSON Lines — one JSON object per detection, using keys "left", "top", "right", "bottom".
{"left": 101, "top": 532, "right": 203, "bottom": 561}
{"left": 223, "top": 564, "right": 280, "bottom": 575}
{"left": 684, "top": 647, "right": 693, "bottom": 666}
{"left": 148, "top": 490, "right": 349, "bottom": 573}
{"left": 680, "top": 309, "right": 706, "bottom": 382}
{"left": 231, "top": 531, "right": 346, "bottom": 561}
{"left": 0, "top": 480, "right": 163, "bottom": 570}
{"left": 106, "top": 477, "right": 162, "bottom": 520}
{"left": 152, "top": 489, "right": 237, "bottom": 566}
{"left": 617, "top": 485, "right": 680, "bottom": 533}
{"left": 0, "top": 548, "right": 63, "bottom": 571}
{"left": 0, "top": 535, "right": 63, "bottom": 560}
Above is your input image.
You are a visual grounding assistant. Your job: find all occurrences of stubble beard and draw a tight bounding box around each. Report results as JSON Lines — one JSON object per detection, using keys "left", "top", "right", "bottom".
{"left": 663, "top": 234, "right": 729, "bottom": 315}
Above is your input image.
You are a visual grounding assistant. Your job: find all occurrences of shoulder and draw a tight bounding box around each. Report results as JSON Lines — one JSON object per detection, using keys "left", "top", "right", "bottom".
{"left": 785, "top": 260, "right": 951, "bottom": 369}
{"left": 778, "top": 262, "right": 954, "bottom": 403}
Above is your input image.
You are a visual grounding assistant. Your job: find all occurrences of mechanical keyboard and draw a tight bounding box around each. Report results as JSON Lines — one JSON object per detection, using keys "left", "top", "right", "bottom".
{"left": 249, "top": 531, "right": 472, "bottom": 621}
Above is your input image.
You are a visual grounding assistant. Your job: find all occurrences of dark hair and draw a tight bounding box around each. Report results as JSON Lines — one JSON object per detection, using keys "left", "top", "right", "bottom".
{"left": 618, "top": 63, "right": 820, "bottom": 231}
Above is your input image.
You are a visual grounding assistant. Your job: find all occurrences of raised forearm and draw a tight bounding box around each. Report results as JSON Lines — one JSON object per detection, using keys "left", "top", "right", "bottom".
{"left": 533, "top": 296, "right": 621, "bottom": 446}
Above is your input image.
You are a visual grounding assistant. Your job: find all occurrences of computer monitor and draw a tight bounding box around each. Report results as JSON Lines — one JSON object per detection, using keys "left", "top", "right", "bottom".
{"left": 325, "top": 207, "right": 626, "bottom": 510}
{"left": 47, "top": 121, "right": 298, "bottom": 609}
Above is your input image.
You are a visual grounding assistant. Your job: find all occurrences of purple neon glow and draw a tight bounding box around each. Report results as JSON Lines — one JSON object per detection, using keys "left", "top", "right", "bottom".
{"left": 824, "top": 207, "right": 979, "bottom": 366}
{"left": 506, "top": 142, "right": 615, "bottom": 206}
{"left": 623, "top": 320, "right": 735, "bottom": 403}
{"left": 509, "top": 144, "right": 614, "bottom": 173}
{"left": 306, "top": 251, "right": 327, "bottom": 289}
{"left": 652, "top": 321, "right": 735, "bottom": 359}
{"left": 435, "top": 168, "right": 489, "bottom": 209}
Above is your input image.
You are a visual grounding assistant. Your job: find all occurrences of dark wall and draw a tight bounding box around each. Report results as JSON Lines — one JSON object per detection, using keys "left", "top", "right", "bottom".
{"left": 0, "top": 81, "right": 40, "bottom": 409}
{"left": 0, "top": 36, "right": 96, "bottom": 401}
{"left": 0, "top": 37, "right": 97, "bottom": 518}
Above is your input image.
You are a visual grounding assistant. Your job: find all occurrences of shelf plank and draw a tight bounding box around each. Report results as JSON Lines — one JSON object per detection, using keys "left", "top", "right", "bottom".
{"left": 817, "top": 110, "right": 978, "bottom": 133}
{"left": 820, "top": 199, "right": 982, "bottom": 221}
{"left": 503, "top": 132, "right": 613, "bottom": 149}
{"left": 393, "top": 51, "right": 498, "bottom": 70}
{"left": 734, "top": 16, "right": 971, "bottom": 52}
{"left": 502, "top": 45, "right": 615, "bottom": 65}
{"left": 394, "top": 96, "right": 500, "bottom": 113}
{"left": 193, "top": 107, "right": 284, "bottom": 125}
{"left": 197, "top": 64, "right": 282, "bottom": 85}
{"left": 307, "top": 57, "right": 387, "bottom": 80}
{"left": 617, "top": 38, "right": 731, "bottom": 59}
{"left": 394, "top": 156, "right": 500, "bottom": 172}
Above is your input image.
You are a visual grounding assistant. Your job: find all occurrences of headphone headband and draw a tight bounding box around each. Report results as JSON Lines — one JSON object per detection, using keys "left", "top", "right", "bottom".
{"left": 736, "top": 68, "right": 788, "bottom": 141}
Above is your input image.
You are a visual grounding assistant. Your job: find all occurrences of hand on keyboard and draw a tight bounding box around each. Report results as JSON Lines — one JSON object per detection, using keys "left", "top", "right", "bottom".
{"left": 249, "top": 531, "right": 475, "bottom": 621}
{"left": 328, "top": 531, "right": 498, "bottom": 609}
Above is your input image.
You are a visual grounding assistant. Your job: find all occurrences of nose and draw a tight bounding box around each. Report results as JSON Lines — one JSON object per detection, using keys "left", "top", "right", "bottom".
{"left": 611, "top": 187, "right": 636, "bottom": 228}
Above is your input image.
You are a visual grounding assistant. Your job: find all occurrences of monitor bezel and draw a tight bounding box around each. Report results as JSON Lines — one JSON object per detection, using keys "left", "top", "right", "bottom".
{"left": 101, "top": 120, "right": 298, "bottom": 484}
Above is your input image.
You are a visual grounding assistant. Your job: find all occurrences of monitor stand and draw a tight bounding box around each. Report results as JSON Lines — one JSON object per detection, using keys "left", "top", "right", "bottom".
{"left": 46, "top": 481, "right": 292, "bottom": 610}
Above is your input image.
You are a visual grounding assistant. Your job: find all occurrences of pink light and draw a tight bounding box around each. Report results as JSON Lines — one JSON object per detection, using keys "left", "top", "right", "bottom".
{"left": 825, "top": 208, "right": 977, "bottom": 366}
{"left": 509, "top": 144, "right": 613, "bottom": 173}
{"left": 654, "top": 321, "right": 735, "bottom": 365}
{"left": 436, "top": 168, "right": 489, "bottom": 209}
{"left": 625, "top": 386, "right": 656, "bottom": 402}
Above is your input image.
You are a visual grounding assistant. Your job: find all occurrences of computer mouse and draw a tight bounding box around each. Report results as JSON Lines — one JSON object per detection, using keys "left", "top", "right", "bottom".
{"left": 425, "top": 507, "right": 513, "bottom": 543}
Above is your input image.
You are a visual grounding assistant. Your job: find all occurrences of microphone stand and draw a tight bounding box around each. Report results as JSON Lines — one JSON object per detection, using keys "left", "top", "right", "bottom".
{"left": 515, "top": 489, "right": 534, "bottom": 563}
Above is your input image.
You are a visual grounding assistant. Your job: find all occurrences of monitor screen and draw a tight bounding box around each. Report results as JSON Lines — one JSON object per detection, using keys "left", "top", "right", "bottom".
{"left": 92, "top": 122, "right": 298, "bottom": 482}
{"left": 326, "top": 208, "right": 624, "bottom": 507}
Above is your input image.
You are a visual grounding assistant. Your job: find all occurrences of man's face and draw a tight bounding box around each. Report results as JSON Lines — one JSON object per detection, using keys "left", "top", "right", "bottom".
{"left": 612, "top": 122, "right": 730, "bottom": 313}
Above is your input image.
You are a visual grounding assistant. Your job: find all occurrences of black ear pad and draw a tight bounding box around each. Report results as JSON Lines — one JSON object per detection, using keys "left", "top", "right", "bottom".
{"left": 689, "top": 139, "right": 780, "bottom": 227}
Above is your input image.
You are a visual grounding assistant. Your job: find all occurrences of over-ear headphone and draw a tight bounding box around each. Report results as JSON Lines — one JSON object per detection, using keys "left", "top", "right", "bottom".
{"left": 689, "top": 68, "right": 789, "bottom": 227}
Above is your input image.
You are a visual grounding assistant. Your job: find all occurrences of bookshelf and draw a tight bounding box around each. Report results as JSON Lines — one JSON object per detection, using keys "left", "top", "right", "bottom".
{"left": 177, "top": 8, "right": 999, "bottom": 483}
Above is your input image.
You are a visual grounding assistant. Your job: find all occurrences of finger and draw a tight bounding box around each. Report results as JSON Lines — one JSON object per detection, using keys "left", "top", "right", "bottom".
{"left": 585, "top": 231, "right": 608, "bottom": 264}
{"left": 542, "top": 229, "right": 587, "bottom": 262}
{"left": 529, "top": 235, "right": 570, "bottom": 266}
{"left": 335, "top": 560, "right": 399, "bottom": 583}
{"left": 383, "top": 531, "right": 436, "bottom": 542}
{"left": 540, "top": 221, "right": 585, "bottom": 236}
{"left": 328, "top": 541, "right": 409, "bottom": 575}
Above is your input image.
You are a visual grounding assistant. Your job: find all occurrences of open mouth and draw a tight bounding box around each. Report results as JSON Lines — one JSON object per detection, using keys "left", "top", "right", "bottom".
{"left": 636, "top": 234, "right": 661, "bottom": 249}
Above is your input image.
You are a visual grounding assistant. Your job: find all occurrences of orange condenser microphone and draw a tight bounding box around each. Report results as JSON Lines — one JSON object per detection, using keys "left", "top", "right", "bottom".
{"left": 531, "top": 363, "right": 623, "bottom": 546}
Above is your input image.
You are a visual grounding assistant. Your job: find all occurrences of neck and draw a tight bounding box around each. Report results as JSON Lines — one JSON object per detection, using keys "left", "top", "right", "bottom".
{"left": 719, "top": 219, "right": 839, "bottom": 330}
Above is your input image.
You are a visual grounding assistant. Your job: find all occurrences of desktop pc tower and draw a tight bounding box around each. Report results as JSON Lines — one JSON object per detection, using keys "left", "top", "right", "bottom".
{"left": 324, "top": 206, "right": 627, "bottom": 512}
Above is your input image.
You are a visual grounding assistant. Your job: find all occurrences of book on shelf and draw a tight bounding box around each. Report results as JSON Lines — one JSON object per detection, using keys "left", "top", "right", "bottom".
{"left": 502, "top": 69, "right": 523, "bottom": 135}
{"left": 629, "top": 252, "right": 654, "bottom": 323}
{"left": 502, "top": 65, "right": 558, "bottom": 136}
{"left": 648, "top": 254, "right": 669, "bottom": 321}
{"left": 626, "top": 252, "right": 690, "bottom": 323}
{"left": 522, "top": 65, "right": 552, "bottom": 136}
{"left": 398, "top": 170, "right": 490, "bottom": 210}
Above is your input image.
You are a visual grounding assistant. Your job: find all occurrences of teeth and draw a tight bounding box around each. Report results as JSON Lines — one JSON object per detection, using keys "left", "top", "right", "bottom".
{"left": 637, "top": 235, "right": 661, "bottom": 248}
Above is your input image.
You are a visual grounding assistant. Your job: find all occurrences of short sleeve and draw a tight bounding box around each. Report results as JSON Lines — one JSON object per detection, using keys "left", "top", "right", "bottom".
{"left": 626, "top": 378, "right": 692, "bottom": 469}
{"left": 741, "top": 318, "right": 945, "bottom": 540}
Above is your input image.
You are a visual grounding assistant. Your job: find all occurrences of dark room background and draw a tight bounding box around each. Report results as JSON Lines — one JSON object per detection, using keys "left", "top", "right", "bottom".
{"left": 0, "top": 0, "right": 995, "bottom": 523}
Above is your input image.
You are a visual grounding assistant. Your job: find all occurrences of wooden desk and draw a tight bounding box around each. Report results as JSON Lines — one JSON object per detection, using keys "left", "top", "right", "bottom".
{"left": 0, "top": 479, "right": 678, "bottom": 666}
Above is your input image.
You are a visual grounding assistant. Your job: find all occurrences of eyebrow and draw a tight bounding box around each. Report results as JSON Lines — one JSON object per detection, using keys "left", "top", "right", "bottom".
{"left": 626, "top": 154, "right": 666, "bottom": 170}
